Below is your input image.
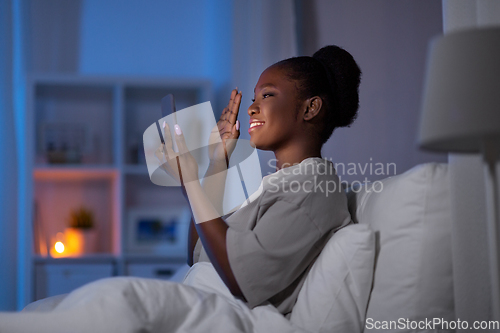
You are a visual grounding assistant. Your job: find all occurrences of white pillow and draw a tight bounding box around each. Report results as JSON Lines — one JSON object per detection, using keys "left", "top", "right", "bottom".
{"left": 290, "top": 224, "right": 375, "bottom": 333}
{"left": 347, "top": 163, "right": 454, "bottom": 332}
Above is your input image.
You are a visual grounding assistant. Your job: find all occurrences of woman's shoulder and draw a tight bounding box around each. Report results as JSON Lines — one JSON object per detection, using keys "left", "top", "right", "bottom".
{"left": 259, "top": 157, "right": 351, "bottom": 231}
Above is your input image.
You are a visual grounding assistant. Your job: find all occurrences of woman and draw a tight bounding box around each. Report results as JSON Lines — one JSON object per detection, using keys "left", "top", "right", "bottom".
{"left": 157, "top": 45, "right": 361, "bottom": 316}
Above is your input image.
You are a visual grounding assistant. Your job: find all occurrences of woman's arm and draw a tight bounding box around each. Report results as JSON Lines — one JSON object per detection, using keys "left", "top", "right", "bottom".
{"left": 177, "top": 119, "right": 244, "bottom": 298}
{"left": 184, "top": 180, "right": 245, "bottom": 300}
{"left": 157, "top": 90, "right": 242, "bottom": 295}
{"left": 187, "top": 216, "right": 198, "bottom": 266}
{"left": 162, "top": 133, "right": 245, "bottom": 298}
{"left": 186, "top": 90, "right": 241, "bottom": 266}
{"left": 187, "top": 160, "right": 228, "bottom": 266}
{"left": 201, "top": 160, "right": 229, "bottom": 214}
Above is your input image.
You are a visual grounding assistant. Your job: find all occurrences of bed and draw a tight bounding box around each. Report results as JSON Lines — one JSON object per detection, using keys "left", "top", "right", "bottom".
{"left": 0, "top": 163, "right": 454, "bottom": 333}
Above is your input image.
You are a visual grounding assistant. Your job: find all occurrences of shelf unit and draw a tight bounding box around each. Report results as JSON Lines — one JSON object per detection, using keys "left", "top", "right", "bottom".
{"left": 26, "top": 75, "right": 212, "bottom": 302}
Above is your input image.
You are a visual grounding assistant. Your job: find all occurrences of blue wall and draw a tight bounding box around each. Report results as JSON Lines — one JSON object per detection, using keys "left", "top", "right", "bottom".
{"left": 79, "top": 0, "right": 233, "bottom": 108}
{"left": 0, "top": 0, "right": 18, "bottom": 311}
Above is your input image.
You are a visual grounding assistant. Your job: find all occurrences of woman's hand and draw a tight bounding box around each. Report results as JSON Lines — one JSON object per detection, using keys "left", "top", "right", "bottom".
{"left": 155, "top": 122, "right": 199, "bottom": 186}
{"left": 208, "top": 89, "right": 241, "bottom": 166}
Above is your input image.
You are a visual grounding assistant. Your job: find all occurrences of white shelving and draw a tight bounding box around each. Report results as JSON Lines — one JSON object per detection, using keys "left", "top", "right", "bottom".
{"left": 27, "top": 75, "right": 212, "bottom": 302}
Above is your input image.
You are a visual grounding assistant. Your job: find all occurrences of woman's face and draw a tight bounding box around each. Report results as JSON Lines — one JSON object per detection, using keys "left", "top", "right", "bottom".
{"left": 248, "top": 65, "right": 303, "bottom": 151}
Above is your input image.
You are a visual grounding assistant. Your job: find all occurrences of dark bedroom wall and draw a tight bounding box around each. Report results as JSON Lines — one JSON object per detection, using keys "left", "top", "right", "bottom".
{"left": 299, "top": 0, "right": 446, "bottom": 182}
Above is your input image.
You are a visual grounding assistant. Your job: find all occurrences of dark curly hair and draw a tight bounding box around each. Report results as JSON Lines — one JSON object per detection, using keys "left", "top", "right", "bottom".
{"left": 274, "top": 45, "right": 361, "bottom": 146}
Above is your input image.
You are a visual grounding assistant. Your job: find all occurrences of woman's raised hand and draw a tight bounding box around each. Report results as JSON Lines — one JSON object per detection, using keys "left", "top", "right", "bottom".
{"left": 208, "top": 89, "right": 241, "bottom": 166}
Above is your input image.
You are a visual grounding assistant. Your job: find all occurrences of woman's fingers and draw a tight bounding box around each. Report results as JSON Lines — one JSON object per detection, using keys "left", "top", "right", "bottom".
{"left": 174, "top": 124, "right": 188, "bottom": 155}
{"left": 173, "top": 124, "right": 200, "bottom": 184}
{"left": 231, "top": 120, "right": 240, "bottom": 139}
{"left": 228, "top": 92, "right": 241, "bottom": 126}
{"left": 162, "top": 121, "right": 176, "bottom": 156}
{"left": 227, "top": 89, "right": 238, "bottom": 113}
{"left": 154, "top": 145, "right": 165, "bottom": 162}
{"left": 155, "top": 122, "right": 184, "bottom": 180}
{"left": 155, "top": 145, "right": 174, "bottom": 174}
{"left": 222, "top": 89, "right": 238, "bottom": 122}
{"left": 220, "top": 107, "right": 229, "bottom": 122}
{"left": 221, "top": 107, "right": 233, "bottom": 124}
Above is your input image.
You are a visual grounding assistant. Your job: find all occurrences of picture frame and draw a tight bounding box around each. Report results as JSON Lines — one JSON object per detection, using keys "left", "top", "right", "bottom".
{"left": 126, "top": 206, "right": 191, "bottom": 257}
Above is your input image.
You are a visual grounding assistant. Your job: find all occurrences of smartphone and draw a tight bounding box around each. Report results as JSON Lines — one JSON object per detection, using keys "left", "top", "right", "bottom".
{"left": 156, "top": 94, "right": 176, "bottom": 144}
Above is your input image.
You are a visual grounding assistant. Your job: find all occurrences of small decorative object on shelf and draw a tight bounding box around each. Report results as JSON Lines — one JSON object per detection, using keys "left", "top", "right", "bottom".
{"left": 40, "top": 122, "right": 90, "bottom": 164}
{"left": 69, "top": 206, "right": 94, "bottom": 229}
{"left": 64, "top": 206, "right": 97, "bottom": 255}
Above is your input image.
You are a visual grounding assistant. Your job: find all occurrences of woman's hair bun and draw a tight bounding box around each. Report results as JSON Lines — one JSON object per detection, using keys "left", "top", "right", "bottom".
{"left": 274, "top": 44, "right": 361, "bottom": 145}
{"left": 312, "top": 45, "right": 361, "bottom": 129}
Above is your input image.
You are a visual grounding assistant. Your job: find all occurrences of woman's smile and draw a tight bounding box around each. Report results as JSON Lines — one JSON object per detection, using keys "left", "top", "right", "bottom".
{"left": 248, "top": 120, "right": 265, "bottom": 133}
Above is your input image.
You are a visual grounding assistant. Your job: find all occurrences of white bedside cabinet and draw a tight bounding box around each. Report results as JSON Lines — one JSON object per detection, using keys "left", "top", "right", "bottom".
{"left": 35, "top": 260, "right": 115, "bottom": 301}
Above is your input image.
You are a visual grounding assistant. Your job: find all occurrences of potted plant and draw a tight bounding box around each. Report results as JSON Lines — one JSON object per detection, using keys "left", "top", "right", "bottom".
{"left": 65, "top": 206, "right": 97, "bottom": 255}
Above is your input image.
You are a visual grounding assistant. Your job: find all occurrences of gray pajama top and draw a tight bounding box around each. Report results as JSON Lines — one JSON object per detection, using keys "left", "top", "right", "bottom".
{"left": 193, "top": 157, "right": 352, "bottom": 315}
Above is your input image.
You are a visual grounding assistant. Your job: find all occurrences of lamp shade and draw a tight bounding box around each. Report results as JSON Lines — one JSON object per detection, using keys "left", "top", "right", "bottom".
{"left": 418, "top": 27, "right": 500, "bottom": 152}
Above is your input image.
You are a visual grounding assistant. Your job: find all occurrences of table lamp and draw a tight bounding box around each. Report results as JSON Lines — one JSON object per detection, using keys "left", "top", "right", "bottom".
{"left": 418, "top": 27, "right": 500, "bottom": 321}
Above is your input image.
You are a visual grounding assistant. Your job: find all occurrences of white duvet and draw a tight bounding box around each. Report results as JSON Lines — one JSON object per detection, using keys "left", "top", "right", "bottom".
{"left": 0, "top": 262, "right": 307, "bottom": 333}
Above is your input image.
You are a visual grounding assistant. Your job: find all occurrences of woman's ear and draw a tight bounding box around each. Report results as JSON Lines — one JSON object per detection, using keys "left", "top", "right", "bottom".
{"left": 303, "top": 96, "right": 322, "bottom": 121}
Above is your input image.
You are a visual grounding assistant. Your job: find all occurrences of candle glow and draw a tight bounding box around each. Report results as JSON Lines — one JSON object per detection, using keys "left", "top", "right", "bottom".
{"left": 54, "top": 241, "right": 65, "bottom": 254}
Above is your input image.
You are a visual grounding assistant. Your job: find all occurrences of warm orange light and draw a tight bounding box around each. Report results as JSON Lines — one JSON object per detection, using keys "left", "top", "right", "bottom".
{"left": 50, "top": 232, "right": 68, "bottom": 257}
{"left": 64, "top": 228, "right": 84, "bottom": 255}
{"left": 54, "top": 241, "right": 65, "bottom": 253}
